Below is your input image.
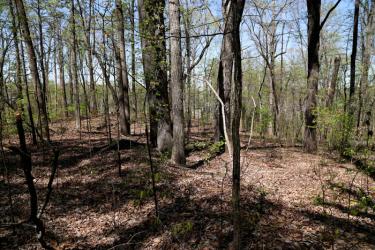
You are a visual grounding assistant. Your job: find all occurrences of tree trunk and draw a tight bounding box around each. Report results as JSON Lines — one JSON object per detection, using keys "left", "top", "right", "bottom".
{"left": 138, "top": 0, "right": 172, "bottom": 151}
{"left": 130, "top": 0, "right": 138, "bottom": 124}
{"left": 304, "top": 0, "right": 320, "bottom": 152}
{"left": 214, "top": 45, "right": 225, "bottom": 142}
{"left": 114, "top": 0, "right": 131, "bottom": 135}
{"left": 357, "top": 0, "right": 375, "bottom": 129}
{"left": 169, "top": 0, "right": 186, "bottom": 165}
{"left": 37, "top": 0, "right": 49, "bottom": 116}
{"left": 182, "top": 0, "right": 193, "bottom": 138}
{"left": 326, "top": 55, "right": 341, "bottom": 108}
{"left": 348, "top": 0, "right": 360, "bottom": 118}
{"left": 88, "top": 0, "right": 97, "bottom": 114}
{"left": 57, "top": 26, "right": 69, "bottom": 118}
{"left": 20, "top": 41, "right": 37, "bottom": 145}
{"left": 71, "top": 0, "right": 81, "bottom": 131}
{"left": 219, "top": 1, "right": 245, "bottom": 248}
{"left": 14, "top": 0, "right": 50, "bottom": 141}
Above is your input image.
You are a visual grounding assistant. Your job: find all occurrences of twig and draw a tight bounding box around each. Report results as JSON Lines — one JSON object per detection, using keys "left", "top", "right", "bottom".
{"left": 38, "top": 150, "right": 60, "bottom": 219}
{"left": 246, "top": 96, "right": 257, "bottom": 151}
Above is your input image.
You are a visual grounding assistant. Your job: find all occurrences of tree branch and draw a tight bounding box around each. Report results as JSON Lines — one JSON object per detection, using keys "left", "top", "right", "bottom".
{"left": 320, "top": 0, "right": 343, "bottom": 30}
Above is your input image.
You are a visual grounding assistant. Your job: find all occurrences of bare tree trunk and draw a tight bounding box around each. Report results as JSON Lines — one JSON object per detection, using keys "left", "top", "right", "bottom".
{"left": 68, "top": 49, "right": 74, "bottom": 106}
{"left": 14, "top": 0, "right": 50, "bottom": 141}
{"left": 57, "top": 26, "right": 68, "bottom": 118}
{"left": 214, "top": 43, "right": 225, "bottom": 142}
{"left": 169, "top": 0, "right": 186, "bottom": 165}
{"left": 304, "top": 0, "right": 341, "bottom": 152}
{"left": 357, "top": 0, "right": 375, "bottom": 129}
{"left": 20, "top": 41, "right": 37, "bottom": 145}
{"left": 348, "top": 0, "right": 360, "bottom": 120}
{"left": 37, "top": 0, "right": 49, "bottom": 115}
{"left": 326, "top": 55, "right": 341, "bottom": 108}
{"left": 87, "top": 0, "right": 98, "bottom": 114}
{"left": 219, "top": 1, "right": 245, "bottom": 248}
{"left": 304, "top": 1, "right": 321, "bottom": 153}
{"left": 138, "top": 0, "right": 172, "bottom": 151}
{"left": 71, "top": 0, "right": 81, "bottom": 131}
{"left": 183, "top": 0, "right": 193, "bottom": 138}
{"left": 9, "top": 2, "right": 49, "bottom": 248}
{"left": 130, "top": 0, "right": 138, "bottom": 126}
{"left": 114, "top": 0, "right": 131, "bottom": 135}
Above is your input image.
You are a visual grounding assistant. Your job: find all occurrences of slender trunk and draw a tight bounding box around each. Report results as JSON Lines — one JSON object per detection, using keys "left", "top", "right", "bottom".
{"left": 88, "top": 0, "right": 97, "bottom": 114}
{"left": 57, "top": 26, "right": 68, "bottom": 118}
{"left": 219, "top": 1, "right": 245, "bottom": 248}
{"left": 71, "top": 0, "right": 81, "bottom": 131}
{"left": 114, "top": 0, "right": 131, "bottom": 135}
{"left": 348, "top": 0, "right": 360, "bottom": 117}
{"left": 9, "top": 3, "right": 48, "bottom": 248}
{"left": 183, "top": 4, "right": 192, "bottom": 138}
{"left": 14, "top": 0, "right": 50, "bottom": 141}
{"left": 130, "top": 0, "right": 138, "bottom": 125}
{"left": 20, "top": 41, "right": 37, "bottom": 145}
{"left": 169, "top": 0, "right": 186, "bottom": 165}
{"left": 326, "top": 55, "right": 341, "bottom": 108}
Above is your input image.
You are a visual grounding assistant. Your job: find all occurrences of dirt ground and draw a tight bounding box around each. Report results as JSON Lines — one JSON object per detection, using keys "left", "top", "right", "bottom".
{"left": 1, "top": 116, "right": 374, "bottom": 249}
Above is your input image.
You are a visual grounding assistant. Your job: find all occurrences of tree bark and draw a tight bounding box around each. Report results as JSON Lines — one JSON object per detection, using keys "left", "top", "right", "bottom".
{"left": 219, "top": 1, "right": 245, "bottom": 248}
{"left": 169, "top": 0, "right": 186, "bottom": 165}
{"left": 114, "top": 0, "right": 131, "bottom": 135}
{"left": 20, "top": 41, "right": 37, "bottom": 145}
{"left": 14, "top": 0, "right": 50, "bottom": 141}
{"left": 326, "top": 55, "right": 341, "bottom": 108}
{"left": 304, "top": 0, "right": 321, "bottom": 153}
{"left": 357, "top": 0, "right": 375, "bottom": 129}
{"left": 57, "top": 25, "right": 69, "bottom": 118}
{"left": 130, "top": 0, "right": 138, "bottom": 123}
{"left": 348, "top": 0, "right": 360, "bottom": 118}
{"left": 138, "top": 0, "right": 172, "bottom": 151}
{"left": 70, "top": 0, "right": 81, "bottom": 131}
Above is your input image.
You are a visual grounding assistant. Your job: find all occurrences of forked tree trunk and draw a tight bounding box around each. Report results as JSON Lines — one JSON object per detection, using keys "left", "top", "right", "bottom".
{"left": 219, "top": 1, "right": 245, "bottom": 248}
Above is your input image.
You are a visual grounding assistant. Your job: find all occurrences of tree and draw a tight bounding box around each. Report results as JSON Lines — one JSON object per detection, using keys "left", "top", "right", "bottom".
{"left": 138, "top": 0, "right": 172, "bottom": 151}
{"left": 70, "top": 0, "right": 81, "bottom": 131}
{"left": 218, "top": 0, "right": 245, "bottom": 248}
{"left": 304, "top": 0, "right": 341, "bottom": 152}
{"left": 57, "top": 23, "right": 69, "bottom": 118}
{"left": 114, "top": 0, "right": 131, "bottom": 135}
{"left": 348, "top": 0, "right": 360, "bottom": 117}
{"left": 14, "top": 0, "right": 50, "bottom": 141}
{"left": 357, "top": 0, "right": 375, "bottom": 129}
{"left": 130, "top": 0, "right": 138, "bottom": 122}
{"left": 326, "top": 55, "right": 341, "bottom": 108}
{"left": 169, "top": 0, "right": 186, "bottom": 165}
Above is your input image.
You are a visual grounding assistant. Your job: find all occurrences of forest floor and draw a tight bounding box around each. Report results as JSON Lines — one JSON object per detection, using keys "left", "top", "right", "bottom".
{"left": 1, "top": 116, "right": 375, "bottom": 249}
